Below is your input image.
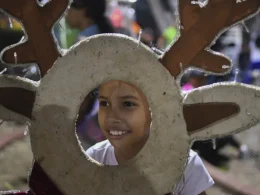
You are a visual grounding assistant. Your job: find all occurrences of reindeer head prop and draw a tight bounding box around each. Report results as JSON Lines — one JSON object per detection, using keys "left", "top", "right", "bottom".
{"left": 0, "top": 0, "right": 260, "bottom": 195}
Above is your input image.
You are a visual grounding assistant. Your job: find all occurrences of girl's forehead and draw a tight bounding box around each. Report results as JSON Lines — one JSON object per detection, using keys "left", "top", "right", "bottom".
{"left": 100, "top": 81, "right": 137, "bottom": 93}
{"left": 99, "top": 81, "right": 144, "bottom": 99}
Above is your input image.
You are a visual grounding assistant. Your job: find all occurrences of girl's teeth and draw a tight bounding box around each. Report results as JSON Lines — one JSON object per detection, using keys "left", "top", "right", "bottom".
{"left": 109, "top": 131, "right": 127, "bottom": 136}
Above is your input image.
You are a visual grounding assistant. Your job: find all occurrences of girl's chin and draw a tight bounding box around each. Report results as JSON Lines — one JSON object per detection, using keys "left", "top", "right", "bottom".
{"left": 108, "top": 137, "right": 131, "bottom": 148}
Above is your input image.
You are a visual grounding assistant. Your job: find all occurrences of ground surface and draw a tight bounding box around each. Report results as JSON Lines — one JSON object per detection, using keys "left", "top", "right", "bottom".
{"left": 207, "top": 124, "right": 260, "bottom": 195}
{"left": 0, "top": 121, "right": 32, "bottom": 191}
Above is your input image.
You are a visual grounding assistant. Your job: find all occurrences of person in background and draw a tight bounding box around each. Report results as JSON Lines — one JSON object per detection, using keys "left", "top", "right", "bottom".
{"left": 245, "top": 35, "right": 260, "bottom": 85}
{"left": 182, "top": 71, "right": 207, "bottom": 91}
{"left": 133, "top": 0, "right": 160, "bottom": 45}
{"left": 66, "top": 0, "right": 115, "bottom": 42}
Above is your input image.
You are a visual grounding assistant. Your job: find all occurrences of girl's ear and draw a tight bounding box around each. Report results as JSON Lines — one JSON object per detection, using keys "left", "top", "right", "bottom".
{"left": 182, "top": 83, "right": 260, "bottom": 141}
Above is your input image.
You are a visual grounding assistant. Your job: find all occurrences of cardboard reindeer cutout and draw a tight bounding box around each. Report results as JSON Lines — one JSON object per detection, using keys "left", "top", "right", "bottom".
{"left": 0, "top": 0, "right": 260, "bottom": 194}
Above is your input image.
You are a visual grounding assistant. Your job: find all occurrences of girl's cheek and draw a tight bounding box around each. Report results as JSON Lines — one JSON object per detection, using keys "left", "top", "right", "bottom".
{"left": 98, "top": 113, "right": 105, "bottom": 127}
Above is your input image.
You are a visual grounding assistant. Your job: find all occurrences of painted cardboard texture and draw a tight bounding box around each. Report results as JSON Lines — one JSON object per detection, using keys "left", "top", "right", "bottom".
{"left": 0, "top": 0, "right": 260, "bottom": 195}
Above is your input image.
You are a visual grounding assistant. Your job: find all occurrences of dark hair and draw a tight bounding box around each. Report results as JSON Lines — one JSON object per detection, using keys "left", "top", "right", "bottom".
{"left": 71, "top": 0, "right": 115, "bottom": 33}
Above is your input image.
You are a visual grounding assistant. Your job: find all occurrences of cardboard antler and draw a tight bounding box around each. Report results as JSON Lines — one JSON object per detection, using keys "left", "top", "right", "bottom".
{"left": 0, "top": 76, "right": 37, "bottom": 121}
{"left": 0, "top": 87, "right": 35, "bottom": 118}
{"left": 183, "top": 83, "right": 260, "bottom": 140}
{"left": 0, "top": 0, "right": 69, "bottom": 122}
{"left": 0, "top": 1, "right": 69, "bottom": 195}
{"left": 161, "top": 0, "right": 260, "bottom": 78}
{"left": 0, "top": 0, "right": 69, "bottom": 77}
{"left": 183, "top": 102, "right": 240, "bottom": 134}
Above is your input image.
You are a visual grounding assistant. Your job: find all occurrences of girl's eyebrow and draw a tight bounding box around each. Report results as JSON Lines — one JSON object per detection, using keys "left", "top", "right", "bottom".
{"left": 98, "top": 95, "right": 139, "bottom": 100}
{"left": 98, "top": 95, "right": 108, "bottom": 99}
{"left": 119, "top": 95, "right": 139, "bottom": 100}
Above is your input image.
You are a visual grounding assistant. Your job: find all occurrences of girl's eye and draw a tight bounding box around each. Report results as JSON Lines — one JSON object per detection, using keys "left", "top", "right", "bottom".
{"left": 99, "top": 101, "right": 109, "bottom": 107}
{"left": 123, "top": 101, "right": 136, "bottom": 107}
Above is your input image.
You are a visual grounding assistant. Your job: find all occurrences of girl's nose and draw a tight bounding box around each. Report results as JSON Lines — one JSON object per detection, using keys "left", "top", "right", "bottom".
{"left": 105, "top": 107, "right": 121, "bottom": 124}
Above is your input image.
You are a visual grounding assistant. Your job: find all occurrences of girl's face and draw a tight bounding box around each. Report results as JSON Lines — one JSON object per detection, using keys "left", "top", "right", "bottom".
{"left": 98, "top": 81, "right": 151, "bottom": 152}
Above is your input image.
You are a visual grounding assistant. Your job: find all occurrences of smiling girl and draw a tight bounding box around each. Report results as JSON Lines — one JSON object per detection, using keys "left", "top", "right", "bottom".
{"left": 86, "top": 80, "right": 214, "bottom": 195}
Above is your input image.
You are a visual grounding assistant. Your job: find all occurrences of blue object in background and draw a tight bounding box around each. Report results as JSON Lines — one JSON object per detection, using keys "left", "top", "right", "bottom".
{"left": 245, "top": 61, "right": 260, "bottom": 84}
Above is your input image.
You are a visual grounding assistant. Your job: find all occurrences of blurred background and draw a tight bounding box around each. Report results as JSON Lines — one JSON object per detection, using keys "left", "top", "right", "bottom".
{"left": 0, "top": 0, "right": 260, "bottom": 194}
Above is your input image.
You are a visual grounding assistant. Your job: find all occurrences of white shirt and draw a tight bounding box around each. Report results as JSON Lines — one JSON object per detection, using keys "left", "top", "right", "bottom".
{"left": 87, "top": 140, "right": 214, "bottom": 195}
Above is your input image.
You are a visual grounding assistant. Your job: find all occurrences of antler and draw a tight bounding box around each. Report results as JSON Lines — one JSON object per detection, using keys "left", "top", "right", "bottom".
{"left": 0, "top": 76, "right": 37, "bottom": 121}
{"left": 183, "top": 83, "right": 260, "bottom": 140}
{"left": 0, "top": 0, "right": 69, "bottom": 77}
{"left": 161, "top": 0, "right": 260, "bottom": 78}
{"left": 183, "top": 102, "right": 240, "bottom": 134}
{"left": 0, "top": 2, "right": 69, "bottom": 194}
